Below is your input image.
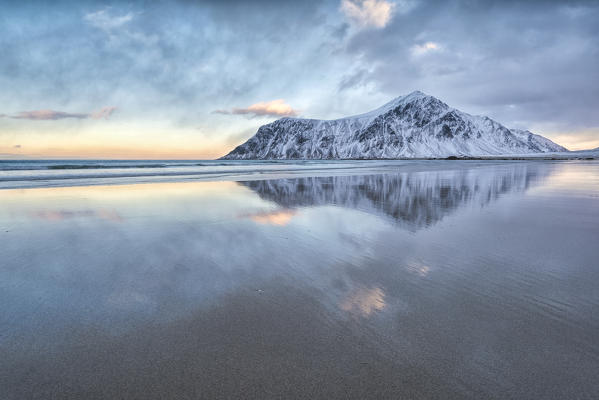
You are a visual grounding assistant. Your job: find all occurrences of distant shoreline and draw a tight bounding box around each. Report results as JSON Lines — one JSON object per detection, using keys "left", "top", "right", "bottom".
{"left": 219, "top": 154, "right": 598, "bottom": 161}
{"left": 2, "top": 154, "right": 598, "bottom": 163}
{"left": 2, "top": 157, "right": 597, "bottom": 191}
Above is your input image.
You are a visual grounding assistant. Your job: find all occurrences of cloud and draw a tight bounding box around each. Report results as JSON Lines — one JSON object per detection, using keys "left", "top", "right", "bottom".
{"left": 1, "top": 0, "right": 598, "bottom": 151}
{"left": 214, "top": 99, "right": 298, "bottom": 118}
{"left": 90, "top": 106, "right": 117, "bottom": 120}
{"left": 13, "top": 144, "right": 21, "bottom": 148}
{"left": 410, "top": 41, "right": 440, "bottom": 56}
{"left": 340, "top": 0, "right": 395, "bottom": 29}
{"left": 338, "top": 69, "right": 370, "bottom": 91}
{"left": 331, "top": 22, "right": 350, "bottom": 40}
{"left": 84, "top": 8, "right": 157, "bottom": 46}
{"left": 342, "top": 0, "right": 599, "bottom": 137}
{"left": 12, "top": 110, "right": 88, "bottom": 120}
{"left": 8, "top": 107, "right": 117, "bottom": 121}
{"left": 84, "top": 9, "right": 134, "bottom": 31}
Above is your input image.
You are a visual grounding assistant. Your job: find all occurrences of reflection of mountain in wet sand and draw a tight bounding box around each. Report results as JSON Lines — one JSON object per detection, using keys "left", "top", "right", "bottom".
{"left": 240, "top": 164, "right": 550, "bottom": 230}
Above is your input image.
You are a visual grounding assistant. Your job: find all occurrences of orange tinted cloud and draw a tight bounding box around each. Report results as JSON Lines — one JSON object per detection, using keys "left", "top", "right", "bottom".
{"left": 341, "top": 0, "right": 395, "bottom": 29}
{"left": 8, "top": 107, "right": 117, "bottom": 121}
{"left": 90, "top": 106, "right": 117, "bottom": 119}
{"left": 411, "top": 41, "right": 441, "bottom": 56}
{"left": 214, "top": 99, "right": 298, "bottom": 118}
{"left": 12, "top": 110, "right": 88, "bottom": 120}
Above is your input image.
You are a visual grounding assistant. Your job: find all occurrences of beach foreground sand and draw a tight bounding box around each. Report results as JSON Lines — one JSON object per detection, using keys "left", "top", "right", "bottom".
{"left": 1, "top": 160, "right": 598, "bottom": 399}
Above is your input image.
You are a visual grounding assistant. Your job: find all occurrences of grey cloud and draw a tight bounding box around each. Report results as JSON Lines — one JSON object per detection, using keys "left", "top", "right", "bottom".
{"left": 338, "top": 69, "right": 369, "bottom": 91}
{"left": 0, "top": 0, "right": 597, "bottom": 148}
{"left": 342, "top": 0, "right": 599, "bottom": 133}
{"left": 9, "top": 107, "right": 116, "bottom": 121}
{"left": 0, "top": 1, "right": 326, "bottom": 126}
{"left": 12, "top": 110, "right": 88, "bottom": 120}
{"left": 0, "top": 0, "right": 333, "bottom": 133}
{"left": 90, "top": 106, "right": 117, "bottom": 120}
{"left": 331, "top": 22, "right": 350, "bottom": 40}
{"left": 84, "top": 8, "right": 134, "bottom": 31}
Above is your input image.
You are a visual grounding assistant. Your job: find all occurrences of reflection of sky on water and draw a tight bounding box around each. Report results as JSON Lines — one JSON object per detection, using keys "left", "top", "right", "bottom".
{"left": 0, "top": 162, "right": 594, "bottom": 330}
{"left": 241, "top": 209, "right": 297, "bottom": 226}
{"left": 1, "top": 161, "right": 599, "bottom": 399}
{"left": 340, "top": 286, "right": 386, "bottom": 317}
{"left": 31, "top": 209, "right": 124, "bottom": 222}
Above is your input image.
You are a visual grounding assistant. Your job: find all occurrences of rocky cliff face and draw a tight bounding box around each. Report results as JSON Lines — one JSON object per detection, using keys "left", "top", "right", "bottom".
{"left": 222, "top": 91, "right": 567, "bottom": 159}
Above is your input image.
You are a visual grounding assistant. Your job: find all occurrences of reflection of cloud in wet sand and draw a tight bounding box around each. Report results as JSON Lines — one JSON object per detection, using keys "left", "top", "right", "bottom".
{"left": 340, "top": 286, "right": 386, "bottom": 316}
{"left": 106, "top": 290, "right": 154, "bottom": 310}
{"left": 241, "top": 209, "right": 297, "bottom": 226}
{"left": 407, "top": 263, "right": 430, "bottom": 277}
{"left": 31, "top": 209, "right": 123, "bottom": 222}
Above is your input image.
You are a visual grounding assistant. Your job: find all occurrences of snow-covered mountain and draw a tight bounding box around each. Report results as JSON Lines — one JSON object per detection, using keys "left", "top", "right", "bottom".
{"left": 221, "top": 91, "right": 567, "bottom": 159}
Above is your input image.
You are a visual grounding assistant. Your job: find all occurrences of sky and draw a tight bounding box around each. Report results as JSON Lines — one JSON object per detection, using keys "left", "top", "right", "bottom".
{"left": 1, "top": 0, "right": 598, "bottom": 159}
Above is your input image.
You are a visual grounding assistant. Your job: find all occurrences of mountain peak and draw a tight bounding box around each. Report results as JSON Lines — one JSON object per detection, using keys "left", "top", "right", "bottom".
{"left": 222, "top": 92, "right": 566, "bottom": 159}
{"left": 405, "top": 90, "right": 427, "bottom": 98}
{"left": 356, "top": 90, "right": 444, "bottom": 121}
{"left": 385, "top": 90, "right": 430, "bottom": 105}
{"left": 400, "top": 90, "right": 447, "bottom": 107}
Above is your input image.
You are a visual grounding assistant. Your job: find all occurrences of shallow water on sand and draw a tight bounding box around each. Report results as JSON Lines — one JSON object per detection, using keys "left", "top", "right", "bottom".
{"left": 1, "top": 160, "right": 598, "bottom": 399}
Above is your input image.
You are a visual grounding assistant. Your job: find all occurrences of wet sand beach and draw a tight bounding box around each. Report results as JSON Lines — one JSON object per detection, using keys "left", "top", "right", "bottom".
{"left": 1, "top": 160, "right": 599, "bottom": 399}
